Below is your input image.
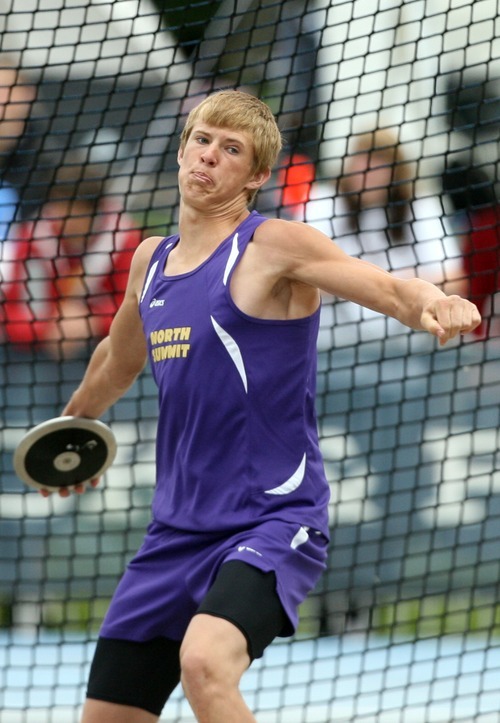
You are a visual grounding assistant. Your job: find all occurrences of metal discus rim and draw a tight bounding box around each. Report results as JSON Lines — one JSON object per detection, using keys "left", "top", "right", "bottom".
{"left": 13, "top": 416, "right": 117, "bottom": 492}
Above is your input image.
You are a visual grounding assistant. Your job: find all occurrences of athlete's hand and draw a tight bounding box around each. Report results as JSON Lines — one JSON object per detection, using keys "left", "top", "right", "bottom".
{"left": 420, "top": 295, "right": 481, "bottom": 345}
{"left": 38, "top": 478, "right": 100, "bottom": 498}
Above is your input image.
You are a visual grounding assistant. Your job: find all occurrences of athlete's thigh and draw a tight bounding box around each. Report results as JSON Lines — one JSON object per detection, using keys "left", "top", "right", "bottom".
{"left": 193, "top": 560, "right": 288, "bottom": 661}
{"left": 86, "top": 636, "right": 181, "bottom": 717}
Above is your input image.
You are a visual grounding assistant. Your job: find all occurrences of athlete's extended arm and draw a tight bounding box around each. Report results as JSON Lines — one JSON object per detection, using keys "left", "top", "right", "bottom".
{"left": 259, "top": 219, "right": 481, "bottom": 344}
{"left": 61, "top": 301, "right": 147, "bottom": 420}
{"left": 39, "top": 239, "right": 161, "bottom": 498}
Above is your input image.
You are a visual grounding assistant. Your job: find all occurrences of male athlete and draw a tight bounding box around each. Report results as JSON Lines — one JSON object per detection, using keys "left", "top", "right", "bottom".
{"left": 48, "top": 90, "right": 481, "bottom": 722}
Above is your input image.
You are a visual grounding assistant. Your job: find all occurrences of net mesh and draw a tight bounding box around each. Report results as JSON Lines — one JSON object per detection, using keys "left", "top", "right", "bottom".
{"left": 1, "top": 1, "right": 500, "bottom": 721}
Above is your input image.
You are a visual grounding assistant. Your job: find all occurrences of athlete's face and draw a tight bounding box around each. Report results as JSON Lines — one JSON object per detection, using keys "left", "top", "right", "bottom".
{"left": 177, "top": 123, "right": 270, "bottom": 208}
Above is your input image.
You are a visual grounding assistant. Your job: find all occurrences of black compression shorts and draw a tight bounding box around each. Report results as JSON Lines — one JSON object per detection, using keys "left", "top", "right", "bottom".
{"left": 86, "top": 560, "right": 287, "bottom": 715}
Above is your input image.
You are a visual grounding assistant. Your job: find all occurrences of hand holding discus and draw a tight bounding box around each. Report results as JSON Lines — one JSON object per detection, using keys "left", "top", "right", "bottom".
{"left": 13, "top": 416, "right": 117, "bottom": 497}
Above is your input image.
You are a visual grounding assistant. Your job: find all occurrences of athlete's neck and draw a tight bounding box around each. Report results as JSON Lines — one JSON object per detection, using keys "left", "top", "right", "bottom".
{"left": 178, "top": 203, "right": 250, "bottom": 253}
{"left": 168, "top": 205, "right": 250, "bottom": 275}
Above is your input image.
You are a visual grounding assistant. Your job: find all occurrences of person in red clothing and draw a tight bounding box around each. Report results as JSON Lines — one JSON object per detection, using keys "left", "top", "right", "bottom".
{"left": 276, "top": 152, "right": 316, "bottom": 218}
{"left": 442, "top": 161, "right": 500, "bottom": 339}
{"left": 462, "top": 205, "right": 500, "bottom": 338}
{"left": 1, "top": 158, "right": 143, "bottom": 359}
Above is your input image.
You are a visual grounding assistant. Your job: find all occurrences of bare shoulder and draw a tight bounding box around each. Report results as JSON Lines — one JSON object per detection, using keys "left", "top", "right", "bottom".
{"left": 127, "top": 235, "right": 166, "bottom": 297}
{"left": 253, "top": 217, "right": 307, "bottom": 248}
{"left": 254, "top": 217, "right": 335, "bottom": 251}
{"left": 133, "top": 235, "right": 166, "bottom": 263}
{"left": 130, "top": 235, "right": 165, "bottom": 274}
{"left": 252, "top": 217, "right": 342, "bottom": 276}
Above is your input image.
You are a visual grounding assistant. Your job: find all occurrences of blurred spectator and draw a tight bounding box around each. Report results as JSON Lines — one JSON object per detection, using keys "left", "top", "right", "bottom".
{"left": 275, "top": 151, "right": 317, "bottom": 218}
{"left": 324, "top": 129, "right": 455, "bottom": 278}
{"left": 278, "top": 131, "right": 461, "bottom": 343}
{"left": 262, "top": 0, "right": 322, "bottom": 156}
{"left": 0, "top": 55, "right": 49, "bottom": 238}
{"left": 1, "top": 157, "right": 143, "bottom": 359}
{"left": 278, "top": 131, "right": 456, "bottom": 272}
{"left": 0, "top": 57, "right": 35, "bottom": 240}
{"left": 442, "top": 160, "right": 500, "bottom": 338}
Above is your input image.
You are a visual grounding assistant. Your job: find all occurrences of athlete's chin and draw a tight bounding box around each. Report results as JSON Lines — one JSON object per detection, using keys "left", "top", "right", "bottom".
{"left": 181, "top": 185, "right": 212, "bottom": 204}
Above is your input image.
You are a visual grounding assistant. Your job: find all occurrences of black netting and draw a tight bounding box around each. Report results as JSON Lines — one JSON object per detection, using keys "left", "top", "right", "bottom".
{"left": 1, "top": 2, "right": 500, "bottom": 721}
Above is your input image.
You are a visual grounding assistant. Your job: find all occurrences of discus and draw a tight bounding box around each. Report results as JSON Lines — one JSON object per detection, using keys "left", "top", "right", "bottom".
{"left": 13, "top": 416, "right": 117, "bottom": 492}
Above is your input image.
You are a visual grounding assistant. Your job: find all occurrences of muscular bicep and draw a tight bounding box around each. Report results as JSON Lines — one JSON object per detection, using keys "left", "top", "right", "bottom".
{"left": 258, "top": 219, "right": 401, "bottom": 318}
{"left": 106, "top": 236, "right": 163, "bottom": 377}
{"left": 107, "top": 292, "right": 148, "bottom": 376}
{"left": 297, "top": 248, "right": 399, "bottom": 315}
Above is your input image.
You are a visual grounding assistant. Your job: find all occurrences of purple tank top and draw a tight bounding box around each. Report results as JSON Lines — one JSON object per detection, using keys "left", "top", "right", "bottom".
{"left": 139, "top": 211, "right": 330, "bottom": 536}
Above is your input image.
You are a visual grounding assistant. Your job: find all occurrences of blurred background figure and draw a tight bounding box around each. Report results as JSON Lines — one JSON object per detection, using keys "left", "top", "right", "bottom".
{"left": 276, "top": 130, "right": 461, "bottom": 342}
{"left": 277, "top": 130, "right": 456, "bottom": 272}
{"left": 442, "top": 160, "right": 500, "bottom": 339}
{"left": 259, "top": 0, "right": 322, "bottom": 157}
{"left": 1, "top": 156, "right": 143, "bottom": 361}
{"left": 323, "top": 128, "right": 461, "bottom": 345}
{"left": 0, "top": 155, "right": 144, "bottom": 426}
{"left": 330, "top": 129, "right": 454, "bottom": 282}
{"left": 0, "top": 55, "right": 36, "bottom": 241}
{"left": 274, "top": 151, "right": 317, "bottom": 219}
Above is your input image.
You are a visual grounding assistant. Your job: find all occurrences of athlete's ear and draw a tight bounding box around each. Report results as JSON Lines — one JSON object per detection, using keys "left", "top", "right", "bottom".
{"left": 246, "top": 167, "right": 271, "bottom": 192}
{"left": 177, "top": 147, "right": 184, "bottom": 165}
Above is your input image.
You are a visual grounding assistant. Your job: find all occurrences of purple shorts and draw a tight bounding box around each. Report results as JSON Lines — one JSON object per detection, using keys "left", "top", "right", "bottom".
{"left": 100, "top": 517, "right": 328, "bottom": 642}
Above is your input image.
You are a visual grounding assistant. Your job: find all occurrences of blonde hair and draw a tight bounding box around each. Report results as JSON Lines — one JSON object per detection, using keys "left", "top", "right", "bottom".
{"left": 340, "top": 129, "right": 415, "bottom": 243}
{"left": 180, "top": 90, "right": 283, "bottom": 178}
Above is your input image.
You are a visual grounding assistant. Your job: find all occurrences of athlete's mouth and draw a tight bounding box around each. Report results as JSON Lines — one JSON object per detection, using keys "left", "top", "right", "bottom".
{"left": 191, "top": 170, "right": 213, "bottom": 184}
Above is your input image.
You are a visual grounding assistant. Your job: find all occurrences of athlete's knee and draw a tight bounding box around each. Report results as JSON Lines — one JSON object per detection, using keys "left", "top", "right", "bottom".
{"left": 180, "top": 643, "right": 212, "bottom": 688}
{"left": 180, "top": 634, "right": 227, "bottom": 687}
{"left": 179, "top": 616, "right": 249, "bottom": 702}
{"left": 180, "top": 641, "right": 227, "bottom": 708}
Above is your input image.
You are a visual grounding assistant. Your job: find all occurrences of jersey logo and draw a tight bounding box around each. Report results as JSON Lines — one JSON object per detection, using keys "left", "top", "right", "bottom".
{"left": 150, "top": 298, "right": 165, "bottom": 308}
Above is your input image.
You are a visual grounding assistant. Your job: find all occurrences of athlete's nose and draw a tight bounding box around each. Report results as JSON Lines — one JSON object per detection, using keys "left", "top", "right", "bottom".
{"left": 200, "top": 144, "right": 217, "bottom": 166}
